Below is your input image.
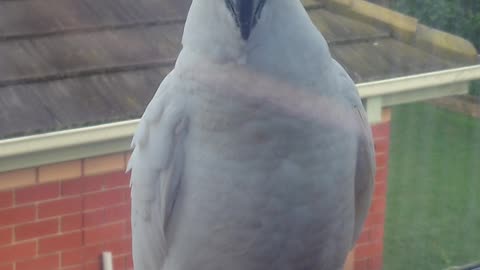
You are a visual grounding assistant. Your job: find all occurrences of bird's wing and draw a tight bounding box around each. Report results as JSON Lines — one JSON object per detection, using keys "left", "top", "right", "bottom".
{"left": 333, "top": 60, "right": 375, "bottom": 248}
{"left": 352, "top": 103, "right": 375, "bottom": 246}
{"left": 128, "top": 71, "right": 188, "bottom": 269}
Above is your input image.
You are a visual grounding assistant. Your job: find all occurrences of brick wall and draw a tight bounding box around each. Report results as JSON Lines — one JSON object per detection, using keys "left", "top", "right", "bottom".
{"left": 0, "top": 153, "right": 133, "bottom": 270}
{"left": 350, "top": 119, "right": 391, "bottom": 270}
{"left": 0, "top": 116, "right": 390, "bottom": 270}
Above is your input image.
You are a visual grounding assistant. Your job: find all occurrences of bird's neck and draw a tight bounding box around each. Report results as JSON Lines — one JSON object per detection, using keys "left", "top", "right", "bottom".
{"left": 179, "top": 0, "right": 333, "bottom": 84}
{"left": 181, "top": 0, "right": 247, "bottom": 64}
{"left": 244, "top": 0, "right": 333, "bottom": 84}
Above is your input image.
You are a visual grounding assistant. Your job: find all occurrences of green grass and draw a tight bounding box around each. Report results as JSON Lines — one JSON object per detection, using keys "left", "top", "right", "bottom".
{"left": 470, "top": 81, "right": 480, "bottom": 96}
{"left": 384, "top": 102, "right": 480, "bottom": 270}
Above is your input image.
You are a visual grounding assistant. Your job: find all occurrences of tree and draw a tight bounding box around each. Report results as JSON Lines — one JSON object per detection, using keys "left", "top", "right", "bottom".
{"left": 391, "top": 0, "right": 480, "bottom": 95}
{"left": 392, "top": 0, "right": 480, "bottom": 50}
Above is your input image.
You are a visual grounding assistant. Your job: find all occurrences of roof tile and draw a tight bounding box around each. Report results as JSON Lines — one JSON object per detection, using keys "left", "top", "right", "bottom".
{"left": 0, "top": 0, "right": 474, "bottom": 139}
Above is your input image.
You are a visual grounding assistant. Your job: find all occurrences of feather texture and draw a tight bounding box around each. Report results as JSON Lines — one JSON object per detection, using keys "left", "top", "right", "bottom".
{"left": 129, "top": 0, "right": 375, "bottom": 269}
{"left": 129, "top": 72, "right": 188, "bottom": 269}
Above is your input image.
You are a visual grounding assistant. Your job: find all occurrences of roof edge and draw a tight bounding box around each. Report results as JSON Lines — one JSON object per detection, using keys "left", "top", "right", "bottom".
{"left": 0, "top": 120, "right": 137, "bottom": 172}
{"left": 2, "top": 65, "right": 480, "bottom": 172}
{"left": 415, "top": 24, "right": 478, "bottom": 63}
{"left": 358, "top": 65, "right": 480, "bottom": 97}
{"left": 326, "top": 0, "right": 478, "bottom": 62}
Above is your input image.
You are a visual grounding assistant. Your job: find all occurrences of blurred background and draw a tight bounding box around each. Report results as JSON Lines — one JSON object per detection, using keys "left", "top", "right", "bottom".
{"left": 369, "top": 1, "right": 480, "bottom": 270}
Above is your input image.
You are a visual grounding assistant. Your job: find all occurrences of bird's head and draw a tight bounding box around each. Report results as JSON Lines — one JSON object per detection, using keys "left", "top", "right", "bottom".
{"left": 180, "top": 0, "right": 324, "bottom": 65}
{"left": 182, "top": 0, "right": 272, "bottom": 55}
{"left": 179, "top": 0, "right": 272, "bottom": 63}
{"left": 224, "top": 0, "right": 268, "bottom": 41}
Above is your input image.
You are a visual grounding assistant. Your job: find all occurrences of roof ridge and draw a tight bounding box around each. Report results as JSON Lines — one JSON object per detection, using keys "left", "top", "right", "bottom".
{"left": 326, "top": 0, "right": 477, "bottom": 62}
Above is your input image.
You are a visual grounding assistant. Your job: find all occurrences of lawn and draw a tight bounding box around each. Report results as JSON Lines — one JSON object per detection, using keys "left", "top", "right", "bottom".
{"left": 384, "top": 102, "right": 480, "bottom": 270}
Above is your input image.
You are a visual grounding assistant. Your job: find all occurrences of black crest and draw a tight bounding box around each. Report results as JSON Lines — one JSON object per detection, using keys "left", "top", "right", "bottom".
{"left": 225, "top": 0, "right": 267, "bottom": 40}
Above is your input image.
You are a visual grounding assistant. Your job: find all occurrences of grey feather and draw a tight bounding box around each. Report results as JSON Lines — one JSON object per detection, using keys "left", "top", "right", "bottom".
{"left": 129, "top": 0, "right": 375, "bottom": 269}
{"left": 129, "top": 73, "right": 189, "bottom": 268}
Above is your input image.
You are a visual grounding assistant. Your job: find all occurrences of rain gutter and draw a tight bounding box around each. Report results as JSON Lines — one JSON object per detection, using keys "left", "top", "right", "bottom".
{"left": 1, "top": 65, "right": 480, "bottom": 172}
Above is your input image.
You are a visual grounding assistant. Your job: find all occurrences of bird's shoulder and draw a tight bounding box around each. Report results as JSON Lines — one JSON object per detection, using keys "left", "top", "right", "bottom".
{"left": 130, "top": 71, "right": 191, "bottom": 151}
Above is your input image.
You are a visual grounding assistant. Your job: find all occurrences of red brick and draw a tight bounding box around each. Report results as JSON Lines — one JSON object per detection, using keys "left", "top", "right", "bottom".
{"left": 370, "top": 197, "right": 386, "bottom": 214}
{"left": 353, "top": 258, "right": 369, "bottom": 270}
{"left": 369, "top": 256, "right": 383, "bottom": 270}
{"left": 126, "top": 220, "right": 131, "bottom": 236}
{"left": 105, "top": 204, "right": 130, "bottom": 224}
{"left": 38, "top": 232, "right": 82, "bottom": 254}
{"left": 373, "top": 181, "right": 387, "bottom": 198}
{"left": 61, "top": 249, "right": 82, "bottom": 267}
{"left": 84, "top": 222, "right": 125, "bottom": 245}
{"left": 371, "top": 122, "right": 390, "bottom": 139}
{"left": 84, "top": 209, "right": 105, "bottom": 228}
{"left": 354, "top": 243, "right": 374, "bottom": 260}
{"left": 61, "top": 245, "right": 104, "bottom": 267}
{"left": 103, "top": 238, "right": 132, "bottom": 255}
{"left": 364, "top": 213, "right": 385, "bottom": 227}
{"left": 0, "top": 206, "right": 35, "bottom": 227}
{"left": 0, "top": 264, "right": 13, "bottom": 270}
{"left": 124, "top": 189, "right": 130, "bottom": 200}
{"left": 375, "top": 168, "right": 388, "bottom": 183}
{"left": 126, "top": 254, "right": 133, "bottom": 270}
{"left": 375, "top": 153, "right": 389, "bottom": 169}
{"left": 85, "top": 261, "right": 102, "bottom": 270}
{"left": 113, "top": 255, "right": 126, "bottom": 270}
{"left": 103, "top": 172, "right": 130, "bottom": 189}
{"left": 0, "top": 241, "right": 36, "bottom": 264}
{"left": 62, "top": 175, "right": 104, "bottom": 196}
{"left": 355, "top": 241, "right": 383, "bottom": 260}
{"left": 0, "top": 169, "right": 36, "bottom": 190}
{"left": 0, "top": 191, "right": 13, "bottom": 209}
{"left": 16, "top": 254, "right": 59, "bottom": 270}
{"left": 374, "top": 138, "right": 390, "bottom": 153}
{"left": 84, "top": 154, "right": 125, "bottom": 176}
{"left": 0, "top": 228, "right": 12, "bottom": 246}
{"left": 375, "top": 241, "right": 384, "bottom": 255}
{"left": 370, "top": 226, "right": 385, "bottom": 242}
{"left": 15, "top": 182, "right": 60, "bottom": 205}
{"left": 84, "top": 204, "right": 131, "bottom": 228}
{"left": 374, "top": 137, "right": 390, "bottom": 155}
{"left": 15, "top": 219, "right": 58, "bottom": 241}
{"left": 84, "top": 189, "right": 127, "bottom": 210}
{"left": 62, "top": 266, "right": 82, "bottom": 270}
{"left": 38, "top": 197, "right": 83, "bottom": 219}
{"left": 61, "top": 214, "right": 83, "bottom": 232}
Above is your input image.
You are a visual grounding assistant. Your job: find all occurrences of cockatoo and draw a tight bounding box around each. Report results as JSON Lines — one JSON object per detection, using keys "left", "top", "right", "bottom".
{"left": 128, "top": 0, "right": 375, "bottom": 269}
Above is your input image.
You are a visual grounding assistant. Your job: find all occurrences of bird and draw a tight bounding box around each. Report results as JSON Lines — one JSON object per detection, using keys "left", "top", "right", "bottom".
{"left": 128, "top": 0, "right": 375, "bottom": 269}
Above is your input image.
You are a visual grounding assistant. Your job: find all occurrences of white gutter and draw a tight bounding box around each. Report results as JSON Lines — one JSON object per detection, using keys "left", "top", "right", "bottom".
{"left": 0, "top": 120, "right": 138, "bottom": 171}
{"left": 358, "top": 65, "right": 480, "bottom": 122}
{"left": 0, "top": 120, "right": 137, "bottom": 159}
{"left": 357, "top": 65, "right": 480, "bottom": 98}
{"left": 1, "top": 65, "right": 480, "bottom": 172}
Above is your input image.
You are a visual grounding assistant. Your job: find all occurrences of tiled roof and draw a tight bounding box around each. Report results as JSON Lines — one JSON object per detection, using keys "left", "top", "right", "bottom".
{"left": 0, "top": 0, "right": 475, "bottom": 139}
